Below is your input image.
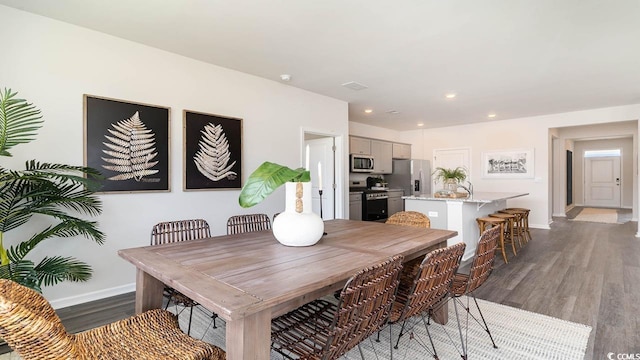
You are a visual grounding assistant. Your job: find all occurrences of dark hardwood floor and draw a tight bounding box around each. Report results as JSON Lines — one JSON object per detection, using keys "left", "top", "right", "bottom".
{"left": 472, "top": 207, "right": 638, "bottom": 359}
{"left": 2, "top": 208, "right": 637, "bottom": 359}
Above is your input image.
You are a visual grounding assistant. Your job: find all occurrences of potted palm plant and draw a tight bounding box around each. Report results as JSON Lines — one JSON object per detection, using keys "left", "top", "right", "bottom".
{"left": 433, "top": 166, "right": 467, "bottom": 192}
{"left": 238, "top": 161, "right": 323, "bottom": 246}
{"left": 0, "top": 88, "right": 104, "bottom": 292}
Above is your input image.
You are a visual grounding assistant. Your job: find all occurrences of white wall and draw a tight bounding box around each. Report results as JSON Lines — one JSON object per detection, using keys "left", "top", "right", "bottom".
{"left": 396, "top": 106, "right": 640, "bottom": 229}
{"left": 0, "top": 6, "right": 348, "bottom": 307}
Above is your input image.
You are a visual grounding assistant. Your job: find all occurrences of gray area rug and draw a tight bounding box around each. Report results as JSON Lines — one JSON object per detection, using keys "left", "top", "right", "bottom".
{"left": 0, "top": 296, "right": 591, "bottom": 360}
{"left": 179, "top": 296, "right": 591, "bottom": 360}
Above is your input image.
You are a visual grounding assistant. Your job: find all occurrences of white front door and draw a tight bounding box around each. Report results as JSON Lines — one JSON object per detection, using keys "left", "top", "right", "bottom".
{"left": 433, "top": 148, "right": 471, "bottom": 190}
{"left": 306, "top": 137, "right": 335, "bottom": 220}
{"left": 584, "top": 156, "right": 621, "bottom": 207}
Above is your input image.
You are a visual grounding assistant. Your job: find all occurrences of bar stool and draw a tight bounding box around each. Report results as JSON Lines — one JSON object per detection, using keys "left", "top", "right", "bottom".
{"left": 476, "top": 217, "right": 508, "bottom": 263}
{"left": 499, "top": 209, "right": 527, "bottom": 245}
{"left": 488, "top": 212, "right": 518, "bottom": 255}
{"left": 506, "top": 207, "right": 531, "bottom": 242}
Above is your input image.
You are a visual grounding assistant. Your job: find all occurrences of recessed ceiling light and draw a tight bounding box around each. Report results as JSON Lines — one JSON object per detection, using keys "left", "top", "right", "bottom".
{"left": 364, "top": 109, "right": 373, "bottom": 114}
{"left": 445, "top": 93, "right": 456, "bottom": 99}
{"left": 280, "top": 74, "right": 291, "bottom": 81}
{"left": 488, "top": 113, "right": 497, "bottom": 118}
{"left": 417, "top": 123, "right": 424, "bottom": 127}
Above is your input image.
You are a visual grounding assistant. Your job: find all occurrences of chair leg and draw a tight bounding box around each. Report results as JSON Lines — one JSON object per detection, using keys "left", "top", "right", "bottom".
{"left": 357, "top": 343, "right": 366, "bottom": 360}
{"left": 421, "top": 314, "right": 439, "bottom": 359}
{"left": 472, "top": 295, "right": 498, "bottom": 349}
{"left": 187, "top": 304, "right": 194, "bottom": 335}
{"left": 453, "top": 298, "right": 468, "bottom": 360}
{"left": 394, "top": 320, "right": 408, "bottom": 349}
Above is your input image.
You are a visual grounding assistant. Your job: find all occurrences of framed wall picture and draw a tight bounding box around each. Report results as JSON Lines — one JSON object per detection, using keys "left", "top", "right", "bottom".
{"left": 183, "top": 110, "right": 242, "bottom": 190}
{"left": 482, "top": 148, "right": 534, "bottom": 179}
{"left": 84, "top": 95, "right": 170, "bottom": 193}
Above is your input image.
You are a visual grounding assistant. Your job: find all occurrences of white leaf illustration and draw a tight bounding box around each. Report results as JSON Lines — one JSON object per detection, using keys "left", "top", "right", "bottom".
{"left": 193, "top": 123, "right": 237, "bottom": 181}
{"left": 101, "top": 111, "right": 159, "bottom": 181}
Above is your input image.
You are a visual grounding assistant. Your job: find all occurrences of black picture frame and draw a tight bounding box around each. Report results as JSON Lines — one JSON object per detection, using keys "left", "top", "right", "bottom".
{"left": 183, "top": 110, "right": 243, "bottom": 191}
{"left": 84, "top": 95, "right": 170, "bottom": 193}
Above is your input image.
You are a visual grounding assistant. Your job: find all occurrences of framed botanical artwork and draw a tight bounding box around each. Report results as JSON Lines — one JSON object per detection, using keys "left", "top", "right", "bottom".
{"left": 482, "top": 148, "right": 534, "bottom": 179}
{"left": 183, "top": 110, "right": 242, "bottom": 190}
{"left": 84, "top": 95, "right": 170, "bottom": 193}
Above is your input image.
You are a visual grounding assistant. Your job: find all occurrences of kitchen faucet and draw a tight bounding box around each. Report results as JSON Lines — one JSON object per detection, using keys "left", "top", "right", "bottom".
{"left": 458, "top": 181, "right": 473, "bottom": 198}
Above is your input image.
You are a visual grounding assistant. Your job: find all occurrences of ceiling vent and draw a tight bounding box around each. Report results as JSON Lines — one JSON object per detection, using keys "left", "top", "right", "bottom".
{"left": 385, "top": 110, "right": 401, "bottom": 115}
{"left": 341, "top": 81, "right": 369, "bottom": 91}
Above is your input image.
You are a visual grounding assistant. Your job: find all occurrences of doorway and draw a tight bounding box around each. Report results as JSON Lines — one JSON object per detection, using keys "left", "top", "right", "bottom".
{"left": 432, "top": 147, "right": 471, "bottom": 190}
{"left": 584, "top": 153, "right": 621, "bottom": 208}
{"left": 303, "top": 131, "right": 344, "bottom": 220}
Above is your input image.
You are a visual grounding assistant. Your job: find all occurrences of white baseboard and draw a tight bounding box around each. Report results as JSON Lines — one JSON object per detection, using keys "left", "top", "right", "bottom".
{"left": 530, "top": 223, "right": 551, "bottom": 230}
{"left": 49, "top": 282, "right": 136, "bottom": 310}
{"left": 553, "top": 213, "right": 567, "bottom": 217}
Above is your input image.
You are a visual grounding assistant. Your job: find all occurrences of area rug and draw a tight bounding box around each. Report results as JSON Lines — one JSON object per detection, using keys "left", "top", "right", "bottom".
{"left": 571, "top": 207, "right": 620, "bottom": 224}
{"left": 0, "top": 297, "right": 591, "bottom": 360}
{"left": 186, "top": 296, "right": 590, "bottom": 360}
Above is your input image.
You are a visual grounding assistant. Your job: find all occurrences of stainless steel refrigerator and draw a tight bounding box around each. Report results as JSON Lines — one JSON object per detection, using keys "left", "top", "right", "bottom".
{"left": 385, "top": 159, "right": 431, "bottom": 196}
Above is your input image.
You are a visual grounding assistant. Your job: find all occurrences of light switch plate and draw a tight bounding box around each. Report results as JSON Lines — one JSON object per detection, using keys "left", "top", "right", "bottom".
{"left": 428, "top": 211, "right": 438, "bottom": 217}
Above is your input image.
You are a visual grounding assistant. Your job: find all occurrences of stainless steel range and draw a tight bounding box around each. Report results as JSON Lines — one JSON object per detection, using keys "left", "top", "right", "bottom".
{"left": 362, "top": 189, "right": 388, "bottom": 221}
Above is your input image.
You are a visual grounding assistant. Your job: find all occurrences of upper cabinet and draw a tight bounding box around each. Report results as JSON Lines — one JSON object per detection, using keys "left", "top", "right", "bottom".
{"left": 392, "top": 143, "right": 411, "bottom": 159}
{"left": 349, "top": 136, "right": 411, "bottom": 173}
{"left": 349, "top": 137, "right": 371, "bottom": 155}
{"left": 371, "top": 140, "right": 393, "bottom": 174}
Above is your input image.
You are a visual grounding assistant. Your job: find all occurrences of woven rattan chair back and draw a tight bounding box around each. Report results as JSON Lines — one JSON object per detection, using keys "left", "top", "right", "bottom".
{"left": 0, "top": 279, "right": 73, "bottom": 358}
{"left": 151, "top": 219, "right": 211, "bottom": 245}
{"left": 386, "top": 211, "right": 431, "bottom": 228}
{"left": 271, "top": 255, "right": 403, "bottom": 360}
{"left": 328, "top": 255, "right": 404, "bottom": 358}
{"left": 392, "top": 242, "right": 466, "bottom": 323}
{"left": 461, "top": 225, "right": 500, "bottom": 295}
{"left": 227, "top": 213, "right": 271, "bottom": 235}
{"left": 0, "top": 279, "right": 225, "bottom": 360}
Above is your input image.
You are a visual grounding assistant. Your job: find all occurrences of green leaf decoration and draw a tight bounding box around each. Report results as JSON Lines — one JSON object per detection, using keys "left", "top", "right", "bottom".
{"left": 238, "top": 161, "right": 310, "bottom": 208}
{"left": 0, "top": 88, "right": 43, "bottom": 157}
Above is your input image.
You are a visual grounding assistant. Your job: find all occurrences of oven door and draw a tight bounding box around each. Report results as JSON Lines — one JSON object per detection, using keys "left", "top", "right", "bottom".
{"left": 363, "top": 197, "right": 388, "bottom": 221}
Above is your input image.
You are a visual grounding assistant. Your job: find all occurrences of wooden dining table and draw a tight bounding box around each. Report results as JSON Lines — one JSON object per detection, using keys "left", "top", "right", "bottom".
{"left": 118, "top": 219, "right": 457, "bottom": 360}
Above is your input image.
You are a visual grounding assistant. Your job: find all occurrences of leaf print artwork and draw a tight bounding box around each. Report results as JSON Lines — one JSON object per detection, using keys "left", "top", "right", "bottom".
{"left": 193, "top": 123, "right": 237, "bottom": 181}
{"left": 101, "top": 111, "right": 159, "bottom": 181}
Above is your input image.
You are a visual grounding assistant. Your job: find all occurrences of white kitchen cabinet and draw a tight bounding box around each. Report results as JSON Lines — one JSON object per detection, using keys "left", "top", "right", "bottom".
{"left": 349, "top": 137, "right": 371, "bottom": 155}
{"left": 392, "top": 143, "right": 411, "bottom": 159}
{"left": 387, "top": 190, "right": 404, "bottom": 216}
{"left": 371, "top": 140, "right": 393, "bottom": 174}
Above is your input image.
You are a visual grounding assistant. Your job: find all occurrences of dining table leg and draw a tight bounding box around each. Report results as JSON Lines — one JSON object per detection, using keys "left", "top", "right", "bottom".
{"left": 226, "top": 309, "right": 271, "bottom": 360}
{"left": 135, "top": 269, "right": 164, "bottom": 314}
{"left": 431, "top": 300, "right": 449, "bottom": 325}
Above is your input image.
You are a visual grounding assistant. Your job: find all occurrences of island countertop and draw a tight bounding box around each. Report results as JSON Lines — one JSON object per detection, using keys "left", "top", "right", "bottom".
{"left": 403, "top": 191, "right": 529, "bottom": 203}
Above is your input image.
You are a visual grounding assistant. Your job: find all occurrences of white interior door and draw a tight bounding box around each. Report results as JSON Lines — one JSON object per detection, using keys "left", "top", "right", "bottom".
{"left": 306, "top": 137, "right": 335, "bottom": 219}
{"left": 433, "top": 148, "right": 471, "bottom": 190}
{"left": 584, "top": 156, "right": 621, "bottom": 207}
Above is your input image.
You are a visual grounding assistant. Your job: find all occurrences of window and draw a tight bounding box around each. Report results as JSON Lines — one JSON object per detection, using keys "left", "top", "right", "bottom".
{"left": 584, "top": 149, "right": 621, "bottom": 158}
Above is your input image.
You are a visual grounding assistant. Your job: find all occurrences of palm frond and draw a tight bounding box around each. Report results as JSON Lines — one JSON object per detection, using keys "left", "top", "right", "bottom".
{"left": 8, "top": 221, "right": 104, "bottom": 261}
{"left": 34, "top": 256, "right": 92, "bottom": 287}
{"left": 0, "top": 88, "right": 43, "bottom": 156}
{"left": 0, "top": 259, "right": 40, "bottom": 292}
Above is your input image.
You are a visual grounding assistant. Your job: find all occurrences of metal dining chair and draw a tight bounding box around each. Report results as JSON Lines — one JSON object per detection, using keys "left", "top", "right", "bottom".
{"left": 384, "top": 242, "right": 466, "bottom": 359}
{"left": 151, "top": 219, "right": 218, "bottom": 335}
{"left": 271, "top": 255, "right": 404, "bottom": 360}
{"left": 226, "top": 213, "right": 271, "bottom": 234}
{"left": 0, "top": 279, "right": 225, "bottom": 360}
{"left": 450, "top": 225, "right": 501, "bottom": 359}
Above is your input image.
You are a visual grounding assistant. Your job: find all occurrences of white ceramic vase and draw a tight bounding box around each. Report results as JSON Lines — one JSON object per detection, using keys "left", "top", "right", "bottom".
{"left": 272, "top": 181, "right": 324, "bottom": 246}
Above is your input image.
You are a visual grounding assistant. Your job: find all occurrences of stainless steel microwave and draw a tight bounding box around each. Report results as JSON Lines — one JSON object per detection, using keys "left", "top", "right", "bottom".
{"left": 350, "top": 154, "right": 375, "bottom": 172}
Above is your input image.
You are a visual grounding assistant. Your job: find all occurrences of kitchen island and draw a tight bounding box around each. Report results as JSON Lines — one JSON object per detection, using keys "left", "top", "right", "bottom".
{"left": 403, "top": 192, "right": 528, "bottom": 260}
